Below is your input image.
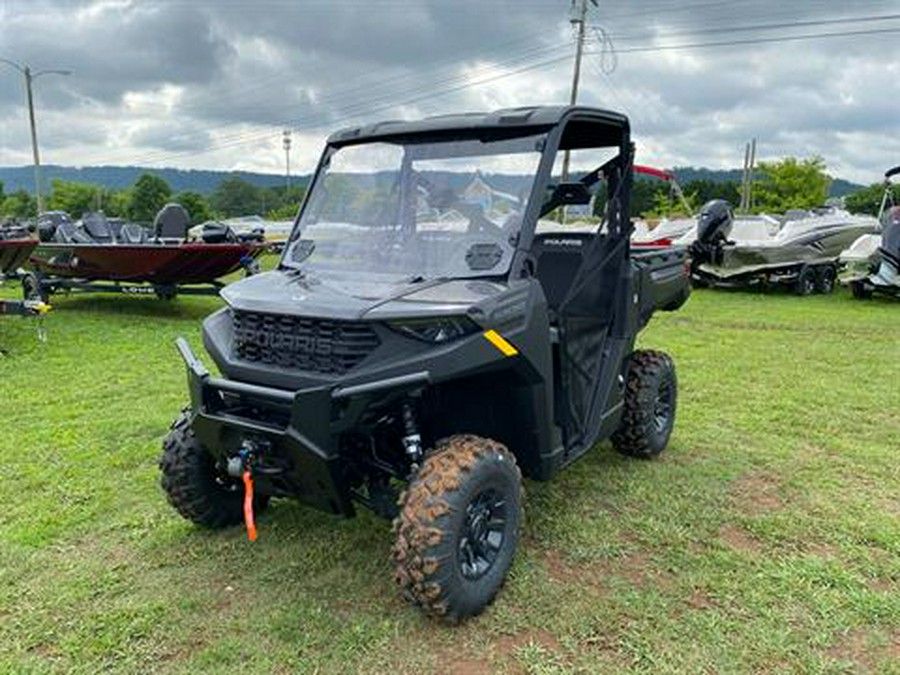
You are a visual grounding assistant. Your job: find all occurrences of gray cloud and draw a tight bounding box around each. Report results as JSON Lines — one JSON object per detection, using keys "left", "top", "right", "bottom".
{"left": 1, "top": 0, "right": 898, "bottom": 183}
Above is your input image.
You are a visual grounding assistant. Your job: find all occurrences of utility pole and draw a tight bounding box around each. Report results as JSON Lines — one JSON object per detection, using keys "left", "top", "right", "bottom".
{"left": 739, "top": 138, "right": 757, "bottom": 213}
{"left": 561, "top": 0, "right": 596, "bottom": 182}
{"left": 0, "top": 58, "right": 71, "bottom": 214}
{"left": 283, "top": 129, "right": 292, "bottom": 192}
{"left": 747, "top": 138, "right": 756, "bottom": 213}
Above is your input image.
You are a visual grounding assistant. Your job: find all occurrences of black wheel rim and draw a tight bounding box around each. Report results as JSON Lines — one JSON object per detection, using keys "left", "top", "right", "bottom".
{"left": 458, "top": 488, "right": 508, "bottom": 581}
{"left": 653, "top": 377, "right": 674, "bottom": 435}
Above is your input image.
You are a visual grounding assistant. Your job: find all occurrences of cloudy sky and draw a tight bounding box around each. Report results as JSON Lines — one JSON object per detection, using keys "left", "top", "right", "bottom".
{"left": 1, "top": 0, "right": 898, "bottom": 183}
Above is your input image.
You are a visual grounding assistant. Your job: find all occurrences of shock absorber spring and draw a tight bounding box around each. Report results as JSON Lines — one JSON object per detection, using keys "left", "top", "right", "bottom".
{"left": 401, "top": 401, "right": 423, "bottom": 468}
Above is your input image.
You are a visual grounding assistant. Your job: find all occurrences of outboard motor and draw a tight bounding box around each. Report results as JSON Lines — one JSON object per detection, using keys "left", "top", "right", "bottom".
{"left": 873, "top": 205, "right": 900, "bottom": 286}
{"left": 689, "top": 199, "right": 734, "bottom": 266}
{"left": 199, "top": 221, "right": 237, "bottom": 244}
{"left": 36, "top": 211, "right": 73, "bottom": 242}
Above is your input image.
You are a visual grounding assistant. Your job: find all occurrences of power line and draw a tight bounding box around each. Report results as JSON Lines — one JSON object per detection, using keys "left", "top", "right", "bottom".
{"left": 603, "top": 12, "right": 900, "bottom": 41}
{"left": 606, "top": 25, "right": 900, "bottom": 54}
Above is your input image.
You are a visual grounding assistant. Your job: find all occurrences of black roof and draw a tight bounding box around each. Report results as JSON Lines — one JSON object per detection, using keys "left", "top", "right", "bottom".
{"left": 326, "top": 105, "right": 629, "bottom": 146}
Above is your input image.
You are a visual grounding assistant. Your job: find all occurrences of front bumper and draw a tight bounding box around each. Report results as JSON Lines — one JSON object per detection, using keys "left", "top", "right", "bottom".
{"left": 176, "top": 337, "right": 430, "bottom": 516}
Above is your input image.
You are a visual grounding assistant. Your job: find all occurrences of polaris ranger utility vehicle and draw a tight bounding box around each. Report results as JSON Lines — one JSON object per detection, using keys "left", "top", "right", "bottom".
{"left": 161, "top": 106, "right": 690, "bottom": 622}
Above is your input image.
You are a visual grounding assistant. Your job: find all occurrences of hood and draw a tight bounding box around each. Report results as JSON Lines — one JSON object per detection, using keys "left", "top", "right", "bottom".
{"left": 221, "top": 269, "right": 507, "bottom": 320}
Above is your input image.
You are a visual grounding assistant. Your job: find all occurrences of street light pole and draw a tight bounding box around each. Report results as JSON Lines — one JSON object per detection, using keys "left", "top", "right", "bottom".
{"left": 1, "top": 58, "right": 71, "bottom": 214}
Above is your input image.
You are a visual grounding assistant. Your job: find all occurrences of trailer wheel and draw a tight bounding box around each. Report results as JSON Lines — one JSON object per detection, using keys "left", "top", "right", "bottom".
{"left": 159, "top": 409, "right": 266, "bottom": 529}
{"left": 851, "top": 280, "right": 873, "bottom": 300}
{"left": 795, "top": 266, "right": 817, "bottom": 296}
{"left": 22, "top": 272, "right": 49, "bottom": 304}
{"left": 612, "top": 350, "right": 677, "bottom": 459}
{"left": 154, "top": 284, "right": 178, "bottom": 301}
{"left": 393, "top": 435, "right": 522, "bottom": 623}
{"left": 816, "top": 265, "right": 837, "bottom": 294}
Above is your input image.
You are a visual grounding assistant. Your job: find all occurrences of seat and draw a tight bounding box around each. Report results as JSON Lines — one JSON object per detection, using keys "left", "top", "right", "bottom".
{"left": 118, "top": 222, "right": 148, "bottom": 244}
{"left": 153, "top": 203, "right": 191, "bottom": 241}
{"left": 531, "top": 232, "right": 594, "bottom": 318}
{"left": 53, "top": 222, "right": 92, "bottom": 244}
{"left": 80, "top": 212, "right": 114, "bottom": 243}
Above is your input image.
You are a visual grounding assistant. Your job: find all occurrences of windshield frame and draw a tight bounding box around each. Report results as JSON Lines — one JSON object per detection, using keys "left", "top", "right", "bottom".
{"left": 280, "top": 109, "right": 631, "bottom": 282}
{"left": 280, "top": 131, "right": 549, "bottom": 282}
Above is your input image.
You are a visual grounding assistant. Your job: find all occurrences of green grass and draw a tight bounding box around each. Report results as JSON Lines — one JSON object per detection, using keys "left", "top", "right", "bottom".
{"left": 1, "top": 281, "right": 898, "bottom": 674}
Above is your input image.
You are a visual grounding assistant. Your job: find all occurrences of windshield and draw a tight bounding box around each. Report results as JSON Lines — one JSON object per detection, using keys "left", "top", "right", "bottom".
{"left": 284, "top": 133, "right": 545, "bottom": 281}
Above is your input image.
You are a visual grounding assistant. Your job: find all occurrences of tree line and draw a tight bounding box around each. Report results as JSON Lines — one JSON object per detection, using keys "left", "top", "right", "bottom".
{"left": 0, "top": 173, "right": 307, "bottom": 224}
{"left": 1, "top": 158, "right": 895, "bottom": 224}
{"left": 601, "top": 157, "right": 896, "bottom": 219}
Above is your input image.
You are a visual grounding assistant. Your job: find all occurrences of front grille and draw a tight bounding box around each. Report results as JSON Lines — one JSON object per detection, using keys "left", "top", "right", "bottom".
{"left": 233, "top": 310, "right": 380, "bottom": 375}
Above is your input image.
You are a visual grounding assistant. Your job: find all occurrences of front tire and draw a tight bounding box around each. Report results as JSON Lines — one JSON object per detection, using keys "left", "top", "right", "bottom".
{"left": 159, "top": 409, "right": 263, "bottom": 529}
{"left": 393, "top": 435, "right": 523, "bottom": 623}
{"left": 612, "top": 350, "right": 677, "bottom": 459}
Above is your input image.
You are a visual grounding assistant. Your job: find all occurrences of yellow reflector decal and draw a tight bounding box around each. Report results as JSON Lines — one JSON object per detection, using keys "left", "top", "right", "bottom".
{"left": 483, "top": 330, "right": 519, "bottom": 357}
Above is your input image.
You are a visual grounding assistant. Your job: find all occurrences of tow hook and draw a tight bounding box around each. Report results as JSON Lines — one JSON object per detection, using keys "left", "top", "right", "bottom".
{"left": 228, "top": 440, "right": 260, "bottom": 542}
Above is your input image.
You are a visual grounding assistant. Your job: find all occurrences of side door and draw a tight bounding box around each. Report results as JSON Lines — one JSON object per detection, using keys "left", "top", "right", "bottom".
{"left": 553, "top": 148, "right": 635, "bottom": 459}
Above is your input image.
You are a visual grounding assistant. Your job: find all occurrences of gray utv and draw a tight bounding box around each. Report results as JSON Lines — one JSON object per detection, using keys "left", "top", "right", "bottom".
{"left": 161, "top": 105, "right": 690, "bottom": 622}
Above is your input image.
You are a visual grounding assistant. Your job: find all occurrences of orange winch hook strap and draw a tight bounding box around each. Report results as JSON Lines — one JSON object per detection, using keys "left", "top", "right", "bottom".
{"left": 242, "top": 470, "right": 258, "bottom": 542}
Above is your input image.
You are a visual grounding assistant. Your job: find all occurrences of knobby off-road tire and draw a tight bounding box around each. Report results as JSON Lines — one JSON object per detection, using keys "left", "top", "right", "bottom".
{"left": 393, "top": 435, "right": 523, "bottom": 623}
{"left": 159, "top": 409, "right": 266, "bottom": 529}
{"left": 612, "top": 350, "right": 677, "bottom": 459}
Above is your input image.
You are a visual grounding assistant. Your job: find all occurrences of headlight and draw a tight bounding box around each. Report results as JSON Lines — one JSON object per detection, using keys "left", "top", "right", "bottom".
{"left": 387, "top": 316, "right": 479, "bottom": 343}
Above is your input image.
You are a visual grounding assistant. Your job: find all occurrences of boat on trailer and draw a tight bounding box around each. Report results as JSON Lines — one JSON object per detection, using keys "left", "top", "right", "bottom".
{"left": 630, "top": 165, "right": 695, "bottom": 250}
{"left": 688, "top": 200, "right": 880, "bottom": 295}
{"left": 0, "top": 226, "right": 44, "bottom": 316}
{"left": 839, "top": 166, "right": 900, "bottom": 299}
{"left": 25, "top": 203, "right": 268, "bottom": 302}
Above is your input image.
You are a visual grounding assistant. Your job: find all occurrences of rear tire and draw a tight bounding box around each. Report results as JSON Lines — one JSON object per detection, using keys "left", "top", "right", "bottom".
{"left": 612, "top": 350, "right": 677, "bottom": 459}
{"left": 159, "top": 409, "right": 265, "bottom": 528}
{"left": 851, "top": 280, "right": 873, "bottom": 300}
{"left": 795, "top": 266, "right": 817, "bottom": 296}
{"left": 816, "top": 265, "right": 836, "bottom": 294}
{"left": 393, "top": 435, "right": 523, "bottom": 623}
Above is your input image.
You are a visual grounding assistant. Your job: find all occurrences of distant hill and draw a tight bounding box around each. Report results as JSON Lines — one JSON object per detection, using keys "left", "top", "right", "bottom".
{"left": 0, "top": 165, "right": 306, "bottom": 195}
{"left": 0, "top": 164, "right": 863, "bottom": 198}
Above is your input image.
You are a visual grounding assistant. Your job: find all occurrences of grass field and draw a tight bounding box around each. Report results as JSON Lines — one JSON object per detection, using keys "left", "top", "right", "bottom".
{"left": 1, "top": 279, "right": 898, "bottom": 674}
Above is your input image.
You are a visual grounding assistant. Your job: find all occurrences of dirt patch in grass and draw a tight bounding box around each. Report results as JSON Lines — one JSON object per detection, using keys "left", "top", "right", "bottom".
{"left": 731, "top": 472, "right": 784, "bottom": 514}
{"left": 866, "top": 577, "right": 896, "bottom": 593}
{"left": 495, "top": 628, "right": 561, "bottom": 657}
{"left": 718, "top": 524, "right": 762, "bottom": 553}
{"left": 824, "top": 628, "right": 900, "bottom": 673}
{"left": 803, "top": 541, "right": 840, "bottom": 559}
{"left": 444, "top": 657, "right": 493, "bottom": 675}
{"left": 542, "top": 548, "right": 674, "bottom": 593}
{"left": 686, "top": 587, "right": 716, "bottom": 610}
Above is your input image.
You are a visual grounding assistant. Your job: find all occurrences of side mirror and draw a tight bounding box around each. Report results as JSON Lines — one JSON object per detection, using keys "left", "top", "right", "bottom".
{"left": 550, "top": 182, "right": 592, "bottom": 206}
